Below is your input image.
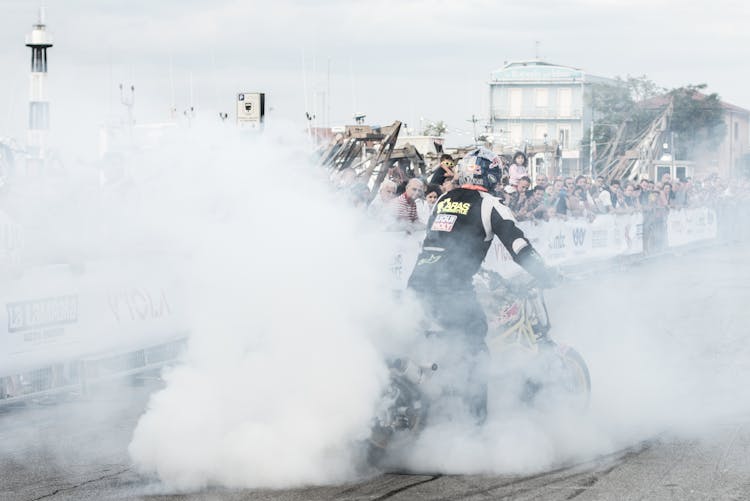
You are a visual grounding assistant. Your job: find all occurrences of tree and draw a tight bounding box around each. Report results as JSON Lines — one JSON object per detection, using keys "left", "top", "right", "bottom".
{"left": 667, "top": 84, "right": 725, "bottom": 159}
{"left": 586, "top": 76, "right": 664, "bottom": 173}
{"left": 587, "top": 76, "right": 726, "bottom": 169}
{"left": 422, "top": 120, "right": 447, "bottom": 137}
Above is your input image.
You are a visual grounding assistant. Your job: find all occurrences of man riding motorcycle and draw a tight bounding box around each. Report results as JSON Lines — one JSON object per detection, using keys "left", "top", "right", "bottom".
{"left": 407, "top": 147, "right": 557, "bottom": 423}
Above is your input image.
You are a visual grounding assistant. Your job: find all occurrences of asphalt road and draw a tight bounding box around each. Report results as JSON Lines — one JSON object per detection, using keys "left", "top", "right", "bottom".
{"left": 2, "top": 241, "right": 750, "bottom": 500}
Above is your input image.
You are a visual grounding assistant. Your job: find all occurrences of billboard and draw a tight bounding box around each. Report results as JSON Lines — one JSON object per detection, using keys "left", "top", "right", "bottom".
{"left": 236, "top": 92, "right": 265, "bottom": 129}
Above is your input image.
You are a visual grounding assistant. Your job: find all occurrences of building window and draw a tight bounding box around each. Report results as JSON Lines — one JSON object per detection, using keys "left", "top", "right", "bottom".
{"left": 509, "top": 123, "right": 522, "bottom": 145}
{"left": 509, "top": 88, "right": 522, "bottom": 117}
{"left": 557, "top": 88, "right": 572, "bottom": 117}
{"left": 735, "top": 122, "right": 739, "bottom": 140}
{"left": 558, "top": 126, "right": 571, "bottom": 149}
{"left": 535, "top": 88, "right": 548, "bottom": 107}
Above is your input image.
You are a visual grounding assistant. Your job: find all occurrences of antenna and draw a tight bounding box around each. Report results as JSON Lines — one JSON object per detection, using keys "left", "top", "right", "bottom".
{"left": 327, "top": 57, "right": 331, "bottom": 129}
{"left": 189, "top": 72, "right": 194, "bottom": 108}
{"left": 169, "top": 55, "right": 176, "bottom": 119}
{"left": 349, "top": 57, "right": 357, "bottom": 120}
{"left": 183, "top": 72, "right": 195, "bottom": 126}
{"left": 119, "top": 82, "right": 135, "bottom": 126}
{"left": 467, "top": 115, "right": 480, "bottom": 146}
{"left": 535, "top": 41, "right": 540, "bottom": 59}
{"left": 302, "top": 49, "right": 313, "bottom": 141}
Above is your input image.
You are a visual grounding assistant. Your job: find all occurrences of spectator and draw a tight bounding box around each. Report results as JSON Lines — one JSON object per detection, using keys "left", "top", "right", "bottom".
{"left": 609, "top": 180, "right": 622, "bottom": 208}
{"left": 672, "top": 179, "right": 688, "bottom": 207}
{"left": 575, "top": 175, "right": 596, "bottom": 209}
{"left": 638, "top": 178, "right": 651, "bottom": 207}
{"left": 555, "top": 184, "right": 569, "bottom": 216}
{"left": 535, "top": 173, "right": 549, "bottom": 191}
{"left": 388, "top": 177, "right": 425, "bottom": 231}
{"left": 387, "top": 163, "right": 408, "bottom": 186}
{"left": 508, "top": 175, "right": 531, "bottom": 212}
{"left": 660, "top": 182, "right": 675, "bottom": 208}
{"left": 519, "top": 185, "right": 548, "bottom": 221}
{"left": 568, "top": 187, "right": 588, "bottom": 217}
{"left": 619, "top": 183, "right": 637, "bottom": 211}
{"left": 429, "top": 154, "right": 456, "bottom": 186}
{"left": 563, "top": 176, "right": 575, "bottom": 193}
{"left": 417, "top": 183, "right": 443, "bottom": 224}
{"left": 508, "top": 151, "right": 528, "bottom": 187}
{"left": 441, "top": 175, "right": 459, "bottom": 195}
{"left": 683, "top": 177, "right": 695, "bottom": 206}
{"left": 369, "top": 180, "right": 397, "bottom": 210}
{"left": 593, "top": 180, "right": 613, "bottom": 213}
{"left": 546, "top": 179, "right": 563, "bottom": 206}
{"left": 368, "top": 180, "right": 398, "bottom": 225}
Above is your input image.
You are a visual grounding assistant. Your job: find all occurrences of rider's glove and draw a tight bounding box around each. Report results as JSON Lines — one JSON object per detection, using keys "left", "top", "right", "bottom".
{"left": 515, "top": 245, "right": 559, "bottom": 289}
{"left": 537, "top": 266, "right": 562, "bottom": 289}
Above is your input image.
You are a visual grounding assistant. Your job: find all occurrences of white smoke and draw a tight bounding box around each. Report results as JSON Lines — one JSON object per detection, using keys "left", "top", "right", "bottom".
{"left": 124, "top": 123, "right": 750, "bottom": 487}
{"left": 377, "top": 246, "right": 750, "bottom": 476}
{"left": 5, "top": 114, "right": 749, "bottom": 491}
{"left": 126, "top": 123, "right": 420, "bottom": 489}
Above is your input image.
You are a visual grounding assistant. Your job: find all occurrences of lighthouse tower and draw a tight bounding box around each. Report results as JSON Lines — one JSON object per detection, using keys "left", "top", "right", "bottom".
{"left": 25, "top": 7, "right": 53, "bottom": 169}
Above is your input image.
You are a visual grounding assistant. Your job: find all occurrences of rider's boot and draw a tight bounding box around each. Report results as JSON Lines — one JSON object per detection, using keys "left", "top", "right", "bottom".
{"left": 468, "top": 383, "right": 488, "bottom": 426}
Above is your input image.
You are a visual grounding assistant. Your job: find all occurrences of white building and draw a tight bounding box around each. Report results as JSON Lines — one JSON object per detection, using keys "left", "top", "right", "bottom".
{"left": 488, "top": 60, "right": 618, "bottom": 176}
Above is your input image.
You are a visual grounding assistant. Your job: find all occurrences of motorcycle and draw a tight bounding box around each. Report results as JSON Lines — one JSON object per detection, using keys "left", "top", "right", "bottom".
{"left": 366, "top": 271, "right": 591, "bottom": 468}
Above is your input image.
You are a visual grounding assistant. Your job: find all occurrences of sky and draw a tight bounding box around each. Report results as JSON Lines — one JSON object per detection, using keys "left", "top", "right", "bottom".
{"left": 1, "top": 0, "right": 749, "bottom": 152}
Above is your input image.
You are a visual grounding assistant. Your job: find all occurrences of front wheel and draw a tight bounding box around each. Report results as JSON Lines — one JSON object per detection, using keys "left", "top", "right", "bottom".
{"left": 554, "top": 344, "right": 591, "bottom": 406}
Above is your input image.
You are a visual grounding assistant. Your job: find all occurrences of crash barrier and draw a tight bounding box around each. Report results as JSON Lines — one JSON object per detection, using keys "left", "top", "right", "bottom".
{"left": 0, "top": 204, "right": 735, "bottom": 403}
{"left": 0, "top": 257, "right": 190, "bottom": 404}
{"left": 390, "top": 206, "right": 721, "bottom": 284}
{"left": 0, "top": 338, "right": 187, "bottom": 404}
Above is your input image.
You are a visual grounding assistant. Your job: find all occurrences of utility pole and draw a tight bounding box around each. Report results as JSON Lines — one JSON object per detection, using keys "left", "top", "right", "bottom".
{"left": 327, "top": 57, "right": 331, "bottom": 129}
{"left": 119, "top": 83, "right": 135, "bottom": 146}
{"left": 589, "top": 121, "right": 594, "bottom": 177}
{"left": 468, "top": 114, "right": 479, "bottom": 146}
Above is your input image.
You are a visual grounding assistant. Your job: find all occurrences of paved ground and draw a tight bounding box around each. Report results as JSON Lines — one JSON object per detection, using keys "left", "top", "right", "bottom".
{"left": 2, "top": 241, "right": 750, "bottom": 500}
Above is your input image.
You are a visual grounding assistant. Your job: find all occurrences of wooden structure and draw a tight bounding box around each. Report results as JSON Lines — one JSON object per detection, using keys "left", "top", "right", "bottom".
{"left": 316, "top": 121, "right": 429, "bottom": 192}
{"left": 596, "top": 99, "right": 673, "bottom": 182}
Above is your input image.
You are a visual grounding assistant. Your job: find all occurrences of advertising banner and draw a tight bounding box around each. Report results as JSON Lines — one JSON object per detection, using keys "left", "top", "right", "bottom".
{"left": 0, "top": 257, "right": 189, "bottom": 376}
{"left": 667, "top": 208, "right": 718, "bottom": 247}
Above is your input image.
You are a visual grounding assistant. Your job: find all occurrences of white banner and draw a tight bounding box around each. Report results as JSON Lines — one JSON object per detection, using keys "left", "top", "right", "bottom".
{"left": 0, "top": 257, "right": 189, "bottom": 376}
{"left": 0, "top": 210, "right": 24, "bottom": 269}
{"left": 667, "top": 207, "right": 718, "bottom": 247}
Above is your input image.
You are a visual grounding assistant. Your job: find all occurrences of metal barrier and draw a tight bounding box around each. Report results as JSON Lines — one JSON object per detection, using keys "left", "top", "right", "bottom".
{"left": 0, "top": 336, "right": 187, "bottom": 406}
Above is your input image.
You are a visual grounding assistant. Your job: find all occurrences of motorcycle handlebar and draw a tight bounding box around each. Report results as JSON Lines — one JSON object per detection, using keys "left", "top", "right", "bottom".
{"left": 479, "top": 268, "right": 564, "bottom": 295}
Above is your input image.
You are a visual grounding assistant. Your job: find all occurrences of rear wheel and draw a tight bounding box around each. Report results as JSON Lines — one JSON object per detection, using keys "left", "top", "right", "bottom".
{"left": 521, "top": 342, "right": 591, "bottom": 411}
{"left": 365, "top": 375, "right": 426, "bottom": 470}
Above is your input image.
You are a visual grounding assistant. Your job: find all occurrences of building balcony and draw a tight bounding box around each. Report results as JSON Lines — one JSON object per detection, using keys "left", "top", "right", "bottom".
{"left": 491, "top": 108, "right": 583, "bottom": 120}
{"left": 25, "top": 30, "right": 53, "bottom": 48}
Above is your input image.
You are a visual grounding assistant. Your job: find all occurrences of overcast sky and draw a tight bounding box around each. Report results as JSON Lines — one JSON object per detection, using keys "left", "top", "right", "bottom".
{"left": 1, "top": 0, "right": 748, "bottom": 152}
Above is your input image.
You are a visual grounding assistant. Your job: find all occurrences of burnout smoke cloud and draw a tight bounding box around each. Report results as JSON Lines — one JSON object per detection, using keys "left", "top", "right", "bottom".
{"left": 2, "top": 119, "right": 748, "bottom": 492}
{"left": 122, "top": 124, "right": 750, "bottom": 489}
{"left": 126, "top": 124, "right": 413, "bottom": 489}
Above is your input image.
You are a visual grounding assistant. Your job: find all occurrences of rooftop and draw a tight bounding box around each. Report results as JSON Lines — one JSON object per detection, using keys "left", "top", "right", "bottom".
{"left": 490, "top": 59, "right": 617, "bottom": 85}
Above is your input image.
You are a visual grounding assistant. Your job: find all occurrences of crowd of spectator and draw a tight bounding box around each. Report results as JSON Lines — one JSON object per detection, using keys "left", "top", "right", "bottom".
{"left": 330, "top": 151, "right": 750, "bottom": 232}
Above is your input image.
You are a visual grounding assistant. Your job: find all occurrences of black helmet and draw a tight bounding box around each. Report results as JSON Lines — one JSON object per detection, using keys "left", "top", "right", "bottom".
{"left": 456, "top": 147, "right": 502, "bottom": 190}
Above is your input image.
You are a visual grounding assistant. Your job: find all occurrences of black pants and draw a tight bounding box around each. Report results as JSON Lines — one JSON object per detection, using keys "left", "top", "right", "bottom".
{"left": 413, "top": 287, "right": 489, "bottom": 423}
